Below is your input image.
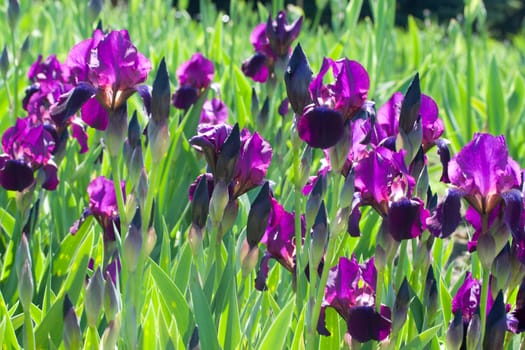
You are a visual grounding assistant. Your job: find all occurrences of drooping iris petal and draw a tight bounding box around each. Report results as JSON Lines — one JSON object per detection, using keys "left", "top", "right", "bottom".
{"left": 70, "top": 119, "right": 89, "bottom": 153}
{"left": 347, "top": 306, "right": 392, "bottom": 342}
{"left": 200, "top": 98, "right": 228, "bottom": 124}
{"left": 435, "top": 139, "right": 451, "bottom": 183}
{"left": 420, "top": 94, "right": 443, "bottom": 145}
{"left": 502, "top": 189, "right": 524, "bottom": 240}
{"left": 50, "top": 82, "right": 97, "bottom": 125}
{"left": 508, "top": 280, "right": 525, "bottom": 333}
{"left": 80, "top": 97, "right": 108, "bottom": 130}
{"left": 41, "top": 163, "right": 59, "bottom": 190}
{"left": 347, "top": 205, "right": 362, "bottom": 237}
{"left": 0, "top": 159, "right": 34, "bottom": 191}
{"left": 427, "top": 188, "right": 463, "bottom": 238}
{"left": 448, "top": 133, "right": 521, "bottom": 200}
{"left": 176, "top": 53, "right": 214, "bottom": 90}
{"left": 387, "top": 198, "right": 429, "bottom": 241}
{"left": 172, "top": 86, "right": 199, "bottom": 110}
{"left": 87, "top": 176, "right": 125, "bottom": 218}
{"left": 234, "top": 130, "right": 272, "bottom": 196}
{"left": 297, "top": 105, "right": 344, "bottom": 148}
{"left": 241, "top": 53, "right": 269, "bottom": 83}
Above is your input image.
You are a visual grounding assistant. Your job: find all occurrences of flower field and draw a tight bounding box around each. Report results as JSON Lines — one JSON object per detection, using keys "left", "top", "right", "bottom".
{"left": 2, "top": 0, "right": 525, "bottom": 349}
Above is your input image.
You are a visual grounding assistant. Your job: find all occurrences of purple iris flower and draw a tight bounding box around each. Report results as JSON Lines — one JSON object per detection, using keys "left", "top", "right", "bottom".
{"left": 428, "top": 133, "right": 523, "bottom": 248}
{"left": 200, "top": 98, "right": 228, "bottom": 124}
{"left": 317, "top": 256, "right": 391, "bottom": 343}
{"left": 52, "top": 29, "right": 151, "bottom": 130}
{"left": 0, "top": 116, "right": 57, "bottom": 191}
{"left": 242, "top": 11, "right": 302, "bottom": 83}
{"left": 23, "top": 54, "right": 88, "bottom": 154}
{"left": 352, "top": 146, "right": 429, "bottom": 241}
{"left": 255, "top": 197, "right": 305, "bottom": 291}
{"left": 172, "top": 53, "right": 214, "bottom": 110}
{"left": 71, "top": 176, "right": 125, "bottom": 243}
{"left": 189, "top": 123, "right": 272, "bottom": 198}
{"left": 297, "top": 57, "right": 369, "bottom": 149}
{"left": 376, "top": 92, "right": 443, "bottom": 150}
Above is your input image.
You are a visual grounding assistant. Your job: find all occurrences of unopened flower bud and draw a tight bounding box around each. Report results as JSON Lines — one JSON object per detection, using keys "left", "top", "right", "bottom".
{"left": 266, "top": 12, "right": 303, "bottom": 58}
{"left": 215, "top": 123, "right": 240, "bottom": 183}
{"left": 88, "top": 0, "right": 103, "bottom": 21}
{"left": 191, "top": 174, "right": 209, "bottom": 229}
{"left": 328, "top": 123, "right": 351, "bottom": 174}
{"left": 19, "top": 35, "right": 30, "bottom": 63}
{"left": 340, "top": 170, "right": 354, "bottom": 209}
{"left": 105, "top": 105, "right": 128, "bottom": 157}
{"left": 85, "top": 267, "right": 104, "bottom": 327}
{"left": 189, "top": 224, "right": 204, "bottom": 256}
{"left": 396, "top": 120, "right": 423, "bottom": 166}
{"left": 446, "top": 310, "right": 464, "bottom": 350}
{"left": 101, "top": 316, "right": 121, "bottom": 350}
{"left": 305, "top": 175, "right": 324, "bottom": 229}
{"left": 392, "top": 278, "right": 410, "bottom": 334}
{"left": 399, "top": 73, "right": 421, "bottom": 134}
{"left": 333, "top": 207, "right": 350, "bottom": 237}
{"left": 148, "top": 119, "right": 170, "bottom": 163}
{"left": 7, "top": 0, "right": 20, "bottom": 31}
{"left": 477, "top": 233, "right": 497, "bottom": 270}
{"left": 17, "top": 260, "right": 33, "bottom": 311}
{"left": 151, "top": 58, "right": 171, "bottom": 124}
{"left": 209, "top": 180, "right": 229, "bottom": 225}
{"left": 145, "top": 226, "right": 156, "bottom": 257}
{"left": 16, "top": 233, "right": 31, "bottom": 278}
{"left": 240, "top": 240, "right": 259, "bottom": 278}
{"left": 492, "top": 243, "right": 511, "bottom": 295}
{"left": 104, "top": 275, "right": 121, "bottom": 322}
{"left": 0, "top": 46, "right": 8, "bottom": 77}
{"left": 299, "top": 145, "right": 312, "bottom": 187}
{"left": 251, "top": 88, "right": 259, "bottom": 120}
{"left": 377, "top": 221, "right": 397, "bottom": 264}
{"left": 310, "top": 201, "right": 328, "bottom": 270}
{"left": 424, "top": 266, "right": 438, "bottom": 322}
{"left": 246, "top": 182, "right": 271, "bottom": 249}
{"left": 123, "top": 209, "right": 143, "bottom": 272}
{"left": 218, "top": 199, "right": 239, "bottom": 240}
{"left": 284, "top": 43, "right": 312, "bottom": 115}
{"left": 63, "top": 295, "right": 81, "bottom": 350}
{"left": 483, "top": 291, "right": 506, "bottom": 349}
{"left": 466, "top": 312, "right": 481, "bottom": 350}
{"left": 257, "top": 97, "right": 269, "bottom": 129}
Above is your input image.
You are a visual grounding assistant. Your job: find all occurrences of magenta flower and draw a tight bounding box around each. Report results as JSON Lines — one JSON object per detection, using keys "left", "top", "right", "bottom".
{"left": 352, "top": 146, "right": 429, "bottom": 241}
{"left": 172, "top": 53, "right": 214, "bottom": 110}
{"left": 200, "top": 98, "right": 228, "bottom": 124}
{"left": 428, "top": 133, "right": 522, "bottom": 243}
{"left": 0, "top": 117, "right": 57, "bottom": 191}
{"left": 52, "top": 29, "right": 151, "bottom": 130}
{"left": 297, "top": 57, "right": 369, "bottom": 149}
{"left": 255, "top": 197, "right": 305, "bottom": 291}
{"left": 23, "top": 54, "right": 88, "bottom": 154}
{"left": 71, "top": 176, "right": 125, "bottom": 243}
{"left": 317, "top": 256, "right": 391, "bottom": 343}
{"left": 242, "top": 11, "right": 302, "bottom": 83}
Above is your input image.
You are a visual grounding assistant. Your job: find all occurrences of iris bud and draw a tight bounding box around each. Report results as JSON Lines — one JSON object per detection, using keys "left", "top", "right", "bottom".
{"left": 491, "top": 243, "right": 511, "bottom": 295}
{"left": 466, "top": 313, "right": 481, "bottom": 350}
{"left": 424, "top": 266, "right": 438, "bottom": 322}
{"left": 483, "top": 291, "right": 506, "bottom": 349}
{"left": 310, "top": 201, "right": 328, "bottom": 270}
{"left": 85, "top": 267, "right": 104, "bottom": 327}
{"left": 88, "top": 0, "right": 103, "bottom": 21}
{"left": 63, "top": 295, "right": 81, "bottom": 350}
{"left": 209, "top": 180, "right": 229, "bottom": 225}
{"left": 101, "top": 317, "right": 121, "bottom": 350}
{"left": 7, "top": 0, "right": 20, "bottom": 31}
{"left": 446, "top": 310, "right": 464, "bottom": 350}
{"left": 246, "top": 182, "right": 271, "bottom": 249}
{"left": 284, "top": 44, "right": 312, "bottom": 115}
{"left": 392, "top": 278, "right": 410, "bottom": 334}
{"left": 16, "top": 233, "right": 31, "bottom": 278}
{"left": 17, "top": 260, "right": 33, "bottom": 311}
{"left": 151, "top": 58, "right": 171, "bottom": 124}
{"left": 105, "top": 105, "right": 128, "bottom": 157}
{"left": 191, "top": 174, "right": 210, "bottom": 229}
{"left": 104, "top": 274, "right": 121, "bottom": 322}
{"left": 305, "top": 175, "right": 324, "bottom": 229}
{"left": 189, "top": 224, "right": 203, "bottom": 257}
{"left": 218, "top": 199, "right": 239, "bottom": 241}
{"left": 257, "top": 97, "right": 269, "bottom": 129}
{"left": 123, "top": 208, "right": 143, "bottom": 272}
{"left": 240, "top": 240, "right": 259, "bottom": 278}
{"left": 0, "top": 46, "right": 8, "bottom": 77}
{"left": 251, "top": 88, "right": 259, "bottom": 121}
{"left": 340, "top": 170, "right": 355, "bottom": 209}
{"left": 215, "top": 123, "right": 240, "bottom": 183}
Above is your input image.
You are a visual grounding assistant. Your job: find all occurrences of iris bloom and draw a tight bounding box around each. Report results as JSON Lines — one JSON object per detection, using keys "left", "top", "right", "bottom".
{"left": 0, "top": 117, "right": 57, "bottom": 191}
{"left": 23, "top": 54, "right": 88, "bottom": 154}
{"left": 298, "top": 57, "right": 369, "bottom": 149}
{"left": 71, "top": 176, "right": 125, "bottom": 244}
{"left": 255, "top": 197, "right": 305, "bottom": 290}
{"left": 172, "top": 53, "right": 214, "bottom": 110}
{"left": 376, "top": 92, "right": 443, "bottom": 150}
{"left": 317, "top": 256, "right": 391, "bottom": 343}
{"left": 352, "top": 146, "right": 429, "bottom": 241}
{"left": 52, "top": 29, "right": 151, "bottom": 131}
{"left": 428, "top": 133, "right": 522, "bottom": 257}
{"left": 242, "top": 11, "right": 302, "bottom": 83}
{"left": 200, "top": 98, "right": 228, "bottom": 125}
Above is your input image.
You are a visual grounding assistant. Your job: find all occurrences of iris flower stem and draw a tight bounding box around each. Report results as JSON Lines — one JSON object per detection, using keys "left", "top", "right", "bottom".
{"left": 375, "top": 266, "right": 384, "bottom": 313}
{"left": 480, "top": 263, "right": 490, "bottom": 346}
{"left": 307, "top": 230, "right": 338, "bottom": 348}
{"left": 292, "top": 133, "right": 305, "bottom": 313}
{"left": 10, "top": 27, "right": 18, "bottom": 120}
{"left": 143, "top": 160, "right": 160, "bottom": 234}
{"left": 109, "top": 155, "right": 127, "bottom": 230}
{"left": 23, "top": 308, "right": 35, "bottom": 350}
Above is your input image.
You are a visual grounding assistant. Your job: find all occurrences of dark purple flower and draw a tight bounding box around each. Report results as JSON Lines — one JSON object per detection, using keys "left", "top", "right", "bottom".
{"left": 318, "top": 256, "right": 391, "bottom": 342}
{"left": 508, "top": 279, "right": 525, "bottom": 333}
{"left": 172, "top": 53, "right": 214, "bottom": 110}
{"left": 0, "top": 117, "right": 57, "bottom": 191}
{"left": 241, "top": 52, "right": 269, "bottom": 83}
{"left": 200, "top": 98, "right": 228, "bottom": 124}
{"left": 452, "top": 272, "right": 491, "bottom": 322}
{"left": 297, "top": 57, "right": 369, "bottom": 149}
{"left": 53, "top": 29, "right": 151, "bottom": 130}
{"left": 265, "top": 11, "right": 302, "bottom": 57}
{"left": 255, "top": 197, "right": 304, "bottom": 290}
{"left": 250, "top": 23, "right": 275, "bottom": 59}
{"left": 430, "top": 133, "right": 523, "bottom": 246}
{"left": 278, "top": 98, "right": 289, "bottom": 117}
{"left": 71, "top": 176, "right": 125, "bottom": 243}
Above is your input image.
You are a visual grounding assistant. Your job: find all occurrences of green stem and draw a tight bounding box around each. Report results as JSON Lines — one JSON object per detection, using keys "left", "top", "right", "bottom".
{"left": 293, "top": 131, "right": 305, "bottom": 313}
{"left": 479, "top": 263, "right": 490, "bottom": 345}
{"left": 142, "top": 160, "right": 160, "bottom": 233}
{"left": 23, "top": 310, "right": 35, "bottom": 350}
{"left": 109, "top": 155, "right": 127, "bottom": 230}
{"left": 376, "top": 266, "right": 384, "bottom": 313}
{"left": 10, "top": 27, "right": 18, "bottom": 120}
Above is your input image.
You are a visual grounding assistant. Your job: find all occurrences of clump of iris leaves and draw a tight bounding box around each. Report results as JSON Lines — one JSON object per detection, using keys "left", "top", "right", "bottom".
{"left": 1, "top": 0, "right": 525, "bottom": 349}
